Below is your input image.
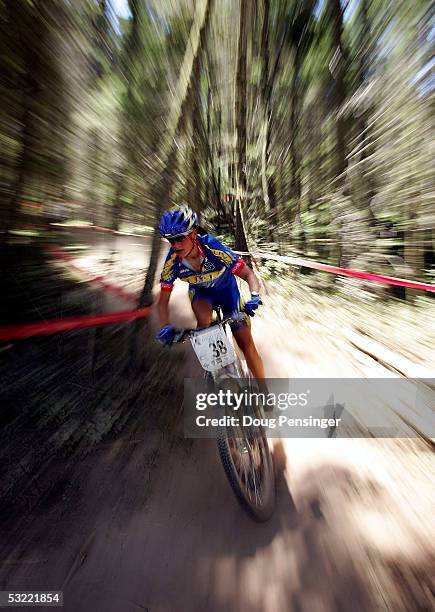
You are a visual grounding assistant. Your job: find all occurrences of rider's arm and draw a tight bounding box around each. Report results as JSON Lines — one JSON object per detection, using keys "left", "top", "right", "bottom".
{"left": 157, "top": 248, "right": 178, "bottom": 328}
{"left": 234, "top": 264, "right": 261, "bottom": 294}
{"left": 200, "top": 233, "right": 261, "bottom": 293}
{"left": 157, "top": 288, "right": 171, "bottom": 327}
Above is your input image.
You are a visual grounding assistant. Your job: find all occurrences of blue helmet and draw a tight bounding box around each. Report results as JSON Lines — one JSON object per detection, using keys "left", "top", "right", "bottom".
{"left": 159, "top": 204, "right": 198, "bottom": 238}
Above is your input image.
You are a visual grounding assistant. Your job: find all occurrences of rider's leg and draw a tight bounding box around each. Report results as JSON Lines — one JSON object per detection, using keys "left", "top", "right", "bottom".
{"left": 192, "top": 298, "right": 213, "bottom": 328}
{"left": 232, "top": 326, "right": 265, "bottom": 379}
{"left": 216, "top": 275, "right": 265, "bottom": 379}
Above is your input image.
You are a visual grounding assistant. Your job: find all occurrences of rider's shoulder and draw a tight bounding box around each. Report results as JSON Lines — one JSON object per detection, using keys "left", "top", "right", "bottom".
{"left": 164, "top": 247, "right": 179, "bottom": 264}
{"left": 198, "top": 233, "right": 222, "bottom": 248}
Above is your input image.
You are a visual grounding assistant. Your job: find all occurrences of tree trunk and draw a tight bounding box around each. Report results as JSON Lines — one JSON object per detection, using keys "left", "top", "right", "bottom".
{"left": 197, "top": 99, "right": 228, "bottom": 225}
{"left": 289, "top": 46, "right": 302, "bottom": 235}
{"left": 260, "top": 0, "right": 278, "bottom": 239}
{"left": 5, "top": 88, "right": 33, "bottom": 235}
{"left": 329, "top": 0, "right": 347, "bottom": 182}
{"left": 235, "top": 0, "right": 250, "bottom": 257}
{"left": 217, "top": 109, "right": 222, "bottom": 214}
{"left": 190, "top": 53, "right": 202, "bottom": 215}
{"left": 206, "top": 80, "right": 212, "bottom": 211}
{"left": 111, "top": 172, "right": 124, "bottom": 232}
{"left": 3, "top": 0, "right": 43, "bottom": 235}
{"left": 328, "top": 0, "right": 347, "bottom": 267}
{"left": 204, "top": 49, "right": 227, "bottom": 225}
{"left": 139, "top": 150, "right": 178, "bottom": 305}
{"left": 263, "top": 0, "right": 287, "bottom": 238}
{"left": 88, "top": 129, "right": 101, "bottom": 226}
{"left": 354, "top": 0, "right": 376, "bottom": 217}
{"left": 139, "top": 0, "right": 214, "bottom": 307}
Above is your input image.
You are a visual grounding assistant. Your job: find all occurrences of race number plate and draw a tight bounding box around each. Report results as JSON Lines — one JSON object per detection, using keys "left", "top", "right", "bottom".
{"left": 190, "top": 325, "right": 236, "bottom": 372}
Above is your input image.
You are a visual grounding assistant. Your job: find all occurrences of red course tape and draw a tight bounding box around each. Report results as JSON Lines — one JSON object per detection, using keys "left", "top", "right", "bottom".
{"left": 46, "top": 223, "right": 434, "bottom": 292}
{"left": 236, "top": 251, "right": 435, "bottom": 292}
{"left": 47, "top": 245, "right": 138, "bottom": 303}
{"left": 0, "top": 308, "right": 151, "bottom": 342}
{"left": 4, "top": 230, "right": 432, "bottom": 343}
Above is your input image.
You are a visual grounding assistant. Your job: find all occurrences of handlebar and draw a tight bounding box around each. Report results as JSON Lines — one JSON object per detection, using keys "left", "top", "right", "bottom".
{"left": 172, "top": 311, "right": 246, "bottom": 344}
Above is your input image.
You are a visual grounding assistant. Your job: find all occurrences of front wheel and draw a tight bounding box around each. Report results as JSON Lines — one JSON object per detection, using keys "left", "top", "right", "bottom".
{"left": 217, "top": 402, "right": 276, "bottom": 522}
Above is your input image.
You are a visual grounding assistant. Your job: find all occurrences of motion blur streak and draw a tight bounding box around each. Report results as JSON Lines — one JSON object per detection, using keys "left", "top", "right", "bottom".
{"left": 0, "top": 1, "right": 433, "bottom": 611}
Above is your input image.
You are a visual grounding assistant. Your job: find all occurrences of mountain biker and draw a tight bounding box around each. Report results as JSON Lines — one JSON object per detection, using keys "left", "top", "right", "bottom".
{"left": 156, "top": 204, "right": 265, "bottom": 380}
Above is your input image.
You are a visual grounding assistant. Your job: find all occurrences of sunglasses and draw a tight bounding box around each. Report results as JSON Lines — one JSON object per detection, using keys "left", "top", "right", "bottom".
{"left": 167, "top": 235, "right": 188, "bottom": 246}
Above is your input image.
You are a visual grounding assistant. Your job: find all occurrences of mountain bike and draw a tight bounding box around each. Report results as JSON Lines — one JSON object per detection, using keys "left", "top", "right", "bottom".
{"left": 174, "top": 311, "right": 276, "bottom": 521}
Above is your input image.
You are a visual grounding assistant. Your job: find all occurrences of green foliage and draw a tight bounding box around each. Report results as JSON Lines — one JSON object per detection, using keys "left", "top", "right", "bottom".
{"left": 0, "top": 0, "right": 432, "bottom": 291}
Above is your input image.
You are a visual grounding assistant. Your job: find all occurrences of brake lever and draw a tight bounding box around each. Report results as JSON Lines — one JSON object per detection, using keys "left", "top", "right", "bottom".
{"left": 172, "top": 329, "right": 188, "bottom": 344}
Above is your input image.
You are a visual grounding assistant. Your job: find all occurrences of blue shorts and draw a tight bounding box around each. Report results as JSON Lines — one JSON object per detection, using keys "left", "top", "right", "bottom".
{"left": 188, "top": 276, "right": 249, "bottom": 329}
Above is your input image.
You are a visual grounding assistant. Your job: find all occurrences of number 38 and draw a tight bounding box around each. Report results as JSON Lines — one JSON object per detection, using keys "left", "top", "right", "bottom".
{"left": 209, "top": 339, "right": 227, "bottom": 358}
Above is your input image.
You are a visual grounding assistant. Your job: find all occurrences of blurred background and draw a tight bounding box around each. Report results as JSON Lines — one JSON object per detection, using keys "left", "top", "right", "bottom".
{"left": 0, "top": 0, "right": 433, "bottom": 280}
{"left": 0, "top": 1, "right": 434, "bottom": 611}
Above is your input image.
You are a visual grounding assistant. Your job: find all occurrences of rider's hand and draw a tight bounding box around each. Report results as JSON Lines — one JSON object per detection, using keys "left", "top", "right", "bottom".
{"left": 157, "top": 324, "right": 175, "bottom": 346}
{"left": 244, "top": 292, "right": 262, "bottom": 317}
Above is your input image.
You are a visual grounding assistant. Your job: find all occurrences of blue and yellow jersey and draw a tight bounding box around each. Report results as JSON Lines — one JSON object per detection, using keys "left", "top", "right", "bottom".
{"left": 160, "top": 233, "right": 245, "bottom": 292}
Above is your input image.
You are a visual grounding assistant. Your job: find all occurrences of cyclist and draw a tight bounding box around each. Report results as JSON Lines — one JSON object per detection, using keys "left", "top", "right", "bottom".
{"left": 156, "top": 204, "right": 265, "bottom": 380}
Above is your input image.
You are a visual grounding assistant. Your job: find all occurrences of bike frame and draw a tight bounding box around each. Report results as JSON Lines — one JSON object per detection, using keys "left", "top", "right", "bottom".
{"left": 173, "top": 310, "right": 276, "bottom": 521}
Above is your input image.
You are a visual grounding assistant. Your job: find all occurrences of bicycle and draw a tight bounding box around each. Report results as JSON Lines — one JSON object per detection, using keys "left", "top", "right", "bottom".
{"left": 174, "top": 310, "right": 276, "bottom": 521}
